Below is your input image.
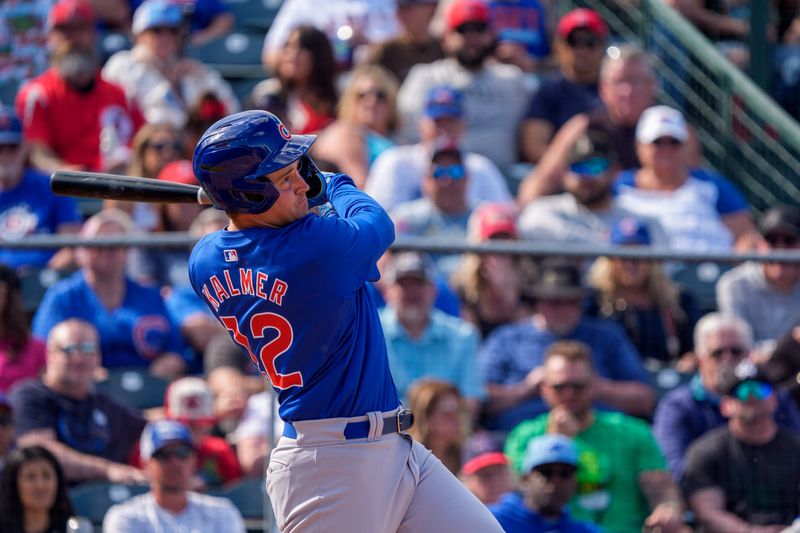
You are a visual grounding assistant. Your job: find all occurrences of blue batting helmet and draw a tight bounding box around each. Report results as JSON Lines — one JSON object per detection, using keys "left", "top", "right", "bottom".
{"left": 192, "top": 110, "right": 325, "bottom": 214}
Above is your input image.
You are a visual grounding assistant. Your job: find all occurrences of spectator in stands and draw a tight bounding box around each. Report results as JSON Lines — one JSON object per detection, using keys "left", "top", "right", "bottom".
{"left": 518, "top": 127, "right": 666, "bottom": 247}
{"left": 184, "top": 92, "right": 228, "bottom": 156}
{"left": 675, "top": 0, "right": 750, "bottom": 67}
{"left": 520, "top": 8, "right": 607, "bottom": 164}
{"left": 133, "top": 0, "right": 236, "bottom": 46}
{"left": 312, "top": 65, "right": 398, "bottom": 188}
{"left": 380, "top": 251, "right": 484, "bottom": 417}
{"left": 248, "top": 25, "right": 337, "bottom": 135}
{"left": 0, "top": 394, "right": 14, "bottom": 472}
{"left": 103, "top": 0, "right": 239, "bottom": 129}
{"left": 104, "top": 419, "right": 246, "bottom": 532}
{"left": 654, "top": 313, "right": 800, "bottom": 481}
{"left": 397, "top": 0, "right": 531, "bottom": 174}
{"left": 517, "top": 43, "right": 659, "bottom": 205}
{"left": 450, "top": 202, "right": 527, "bottom": 338}
{"left": 459, "top": 432, "right": 516, "bottom": 506}
{"left": 0, "top": 1, "right": 52, "bottom": 96}
{"left": 586, "top": 217, "right": 701, "bottom": 364}
{"left": 260, "top": 0, "right": 400, "bottom": 72}
{"left": 717, "top": 204, "right": 800, "bottom": 346}
{"left": 480, "top": 259, "right": 654, "bottom": 432}
{"left": 15, "top": 0, "right": 143, "bottom": 175}
{"left": 11, "top": 319, "right": 148, "bottom": 485}
{"left": 232, "top": 390, "right": 283, "bottom": 478}
{"left": 683, "top": 361, "right": 800, "bottom": 531}
{"left": 366, "top": 86, "right": 511, "bottom": 211}
{"left": 364, "top": 0, "right": 443, "bottom": 83}
{"left": 490, "top": 434, "right": 602, "bottom": 533}
{"left": 614, "top": 105, "right": 755, "bottom": 252}
{"left": 0, "top": 106, "right": 82, "bottom": 272}
{"left": 31, "top": 209, "right": 187, "bottom": 377}
{"left": 504, "top": 340, "right": 685, "bottom": 533}
{"left": 164, "top": 377, "right": 242, "bottom": 489}
{"left": 407, "top": 379, "right": 468, "bottom": 475}
{"left": 390, "top": 141, "right": 474, "bottom": 278}
{"left": 106, "top": 122, "right": 186, "bottom": 232}
{"left": 0, "top": 265, "right": 46, "bottom": 395}
{"left": 0, "top": 445, "right": 75, "bottom": 533}
{"left": 488, "top": 0, "right": 551, "bottom": 73}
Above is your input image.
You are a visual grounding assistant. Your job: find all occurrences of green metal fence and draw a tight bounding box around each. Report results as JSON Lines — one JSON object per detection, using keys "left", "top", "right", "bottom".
{"left": 564, "top": 0, "right": 800, "bottom": 212}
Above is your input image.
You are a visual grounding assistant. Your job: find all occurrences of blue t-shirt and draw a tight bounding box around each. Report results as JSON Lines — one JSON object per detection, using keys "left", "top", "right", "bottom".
{"left": 129, "top": 0, "right": 229, "bottom": 32}
{"left": 0, "top": 168, "right": 81, "bottom": 269}
{"left": 489, "top": 0, "right": 550, "bottom": 58}
{"left": 31, "top": 271, "right": 185, "bottom": 368}
{"left": 189, "top": 173, "right": 399, "bottom": 422}
{"left": 490, "top": 492, "right": 602, "bottom": 533}
{"left": 525, "top": 74, "right": 602, "bottom": 131}
{"left": 480, "top": 316, "right": 650, "bottom": 431}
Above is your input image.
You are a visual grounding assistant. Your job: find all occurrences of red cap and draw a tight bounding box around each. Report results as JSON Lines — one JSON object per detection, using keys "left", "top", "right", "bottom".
{"left": 556, "top": 8, "right": 608, "bottom": 40}
{"left": 446, "top": 0, "right": 490, "bottom": 31}
{"left": 468, "top": 202, "right": 518, "bottom": 242}
{"left": 158, "top": 160, "right": 196, "bottom": 185}
{"left": 461, "top": 452, "right": 509, "bottom": 475}
{"left": 48, "top": 0, "right": 95, "bottom": 29}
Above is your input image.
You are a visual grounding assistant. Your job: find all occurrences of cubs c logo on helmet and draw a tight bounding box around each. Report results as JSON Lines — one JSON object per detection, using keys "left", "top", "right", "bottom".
{"left": 278, "top": 123, "right": 291, "bottom": 141}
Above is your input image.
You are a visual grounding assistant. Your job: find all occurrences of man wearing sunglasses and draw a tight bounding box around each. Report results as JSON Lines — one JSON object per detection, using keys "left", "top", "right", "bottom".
{"left": 104, "top": 419, "right": 246, "bottom": 533}
{"left": 683, "top": 361, "right": 800, "bottom": 532}
{"left": 654, "top": 313, "right": 800, "bottom": 481}
{"left": 717, "top": 204, "right": 800, "bottom": 346}
{"left": 490, "top": 434, "right": 601, "bottom": 533}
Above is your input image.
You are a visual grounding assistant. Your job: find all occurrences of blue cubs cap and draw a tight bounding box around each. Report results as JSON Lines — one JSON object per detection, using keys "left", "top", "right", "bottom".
{"left": 424, "top": 86, "right": 463, "bottom": 119}
{"left": 523, "top": 434, "right": 578, "bottom": 473}
{"left": 0, "top": 107, "right": 23, "bottom": 145}
{"left": 132, "top": 0, "right": 183, "bottom": 36}
{"left": 140, "top": 419, "right": 194, "bottom": 460}
{"left": 610, "top": 217, "right": 651, "bottom": 246}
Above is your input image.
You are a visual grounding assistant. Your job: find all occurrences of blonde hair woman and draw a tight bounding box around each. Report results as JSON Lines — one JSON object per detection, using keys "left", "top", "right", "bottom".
{"left": 312, "top": 65, "right": 399, "bottom": 188}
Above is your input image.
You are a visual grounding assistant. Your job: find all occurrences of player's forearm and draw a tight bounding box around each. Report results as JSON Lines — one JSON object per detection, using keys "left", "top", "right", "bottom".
{"left": 327, "top": 173, "right": 395, "bottom": 249}
{"left": 18, "top": 433, "right": 116, "bottom": 481}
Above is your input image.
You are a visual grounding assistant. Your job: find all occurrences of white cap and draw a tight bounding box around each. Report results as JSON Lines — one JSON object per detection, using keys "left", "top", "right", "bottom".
{"left": 635, "top": 105, "right": 688, "bottom": 144}
{"left": 164, "top": 377, "right": 214, "bottom": 423}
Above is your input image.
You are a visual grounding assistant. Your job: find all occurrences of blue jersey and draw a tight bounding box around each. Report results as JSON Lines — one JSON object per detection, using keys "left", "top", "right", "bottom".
{"left": 188, "top": 173, "right": 399, "bottom": 422}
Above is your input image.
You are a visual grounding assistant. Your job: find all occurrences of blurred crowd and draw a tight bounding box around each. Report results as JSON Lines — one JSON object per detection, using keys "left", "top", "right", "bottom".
{"left": 2, "top": 0, "right": 800, "bottom": 532}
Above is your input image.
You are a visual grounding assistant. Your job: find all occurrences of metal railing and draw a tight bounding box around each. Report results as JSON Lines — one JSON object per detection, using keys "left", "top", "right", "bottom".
{"left": 563, "top": 0, "right": 800, "bottom": 212}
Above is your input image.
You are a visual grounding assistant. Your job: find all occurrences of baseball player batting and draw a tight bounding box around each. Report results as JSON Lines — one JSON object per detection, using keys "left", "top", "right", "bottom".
{"left": 188, "top": 111, "right": 502, "bottom": 532}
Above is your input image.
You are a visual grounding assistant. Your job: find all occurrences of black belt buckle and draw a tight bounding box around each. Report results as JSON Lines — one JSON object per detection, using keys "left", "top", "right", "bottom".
{"left": 396, "top": 408, "right": 414, "bottom": 434}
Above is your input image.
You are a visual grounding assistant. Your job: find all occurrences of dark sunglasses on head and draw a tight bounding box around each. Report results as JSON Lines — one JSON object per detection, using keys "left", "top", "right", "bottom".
{"left": 731, "top": 380, "right": 773, "bottom": 402}
{"left": 357, "top": 89, "right": 388, "bottom": 102}
{"left": 765, "top": 233, "right": 799, "bottom": 248}
{"left": 709, "top": 346, "right": 746, "bottom": 359}
{"left": 652, "top": 137, "right": 682, "bottom": 147}
{"left": 534, "top": 464, "right": 576, "bottom": 479}
{"left": 456, "top": 22, "right": 489, "bottom": 35}
{"left": 153, "top": 446, "right": 193, "bottom": 461}
{"left": 566, "top": 33, "right": 600, "bottom": 49}
{"left": 432, "top": 164, "right": 466, "bottom": 180}
{"left": 569, "top": 157, "right": 610, "bottom": 179}
{"left": 148, "top": 141, "right": 182, "bottom": 153}
{"left": 550, "top": 381, "right": 589, "bottom": 393}
{"left": 57, "top": 342, "right": 98, "bottom": 357}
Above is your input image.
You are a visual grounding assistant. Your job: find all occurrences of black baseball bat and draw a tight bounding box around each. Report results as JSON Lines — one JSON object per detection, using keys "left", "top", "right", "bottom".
{"left": 50, "top": 170, "right": 213, "bottom": 205}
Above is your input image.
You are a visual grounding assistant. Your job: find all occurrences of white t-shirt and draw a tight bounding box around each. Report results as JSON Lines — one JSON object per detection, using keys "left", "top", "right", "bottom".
{"left": 234, "top": 391, "right": 284, "bottom": 442}
{"left": 365, "top": 143, "right": 512, "bottom": 211}
{"left": 103, "top": 492, "right": 246, "bottom": 533}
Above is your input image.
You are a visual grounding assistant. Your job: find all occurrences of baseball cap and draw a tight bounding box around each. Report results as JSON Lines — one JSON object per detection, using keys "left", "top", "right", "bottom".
{"left": 528, "top": 259, "right": 584, "bottom": 300}
{"left": 424, "top": 87, "right": 463, "bottom": 120}
{"left": 758, "top": 204, "right": 800, "bottom": 238}
{"left": 0, "top": 107, "right": 22, "bottom": 145}
{"left": 461, "top": 433, "right": 509, "bottom": 475}
{"left": 610, "top": 217, "right": 651, "bottom": 246}
{"left": 522, "top": 434, "right": 579, "bottom": 474}
{"left": 140, "top": 419, "right": 194, "bottom": 460}
{"left": 556, "top": 8, "right": 609, "bottom": 40}
{"left": 719, "top": 361, "right": 774, "bottom": 399}
{"left": 48, "top": 0, "right": 94, "bottom": 30}
{"left": 132, "top": 0, "right": 183, "bottom": 36}
{"left": 384, "top": 251, "right": 436, "bottom": 284}
{"left": 636, "top": 105, "right": 688, "bottom": 144}
{"left": 158, "top": 160, "right": 197, "bottom": 185}
{"left": 164, "top": 377, "right": 214, "bottom": 424}
{"left": 467, "top": 202, "right": 518, "bottom": 242}
{"left": 445, "top": 0, "right": 490, "bottom": 31}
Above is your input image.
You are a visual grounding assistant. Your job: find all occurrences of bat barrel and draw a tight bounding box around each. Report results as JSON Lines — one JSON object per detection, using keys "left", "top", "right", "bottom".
{"left": 51, "top": 170, "right": 213, "bottom": 205}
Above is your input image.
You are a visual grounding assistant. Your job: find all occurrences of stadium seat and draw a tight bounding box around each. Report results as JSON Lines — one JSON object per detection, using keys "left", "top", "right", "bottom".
{"left": 223, "top": 0, "right": 283, "bottom": 31}
{"left": 95, "top": 368, "right": 169, "bottom": 410}
{"left": 184, "top": 31, "right": 265, "bottom": 79}
{"left": 209, "top": 478, "right": 269, "bottom": 519}
{"left": 69, "top": 481, "right": 149, "bottom": 527}
{"left": 671, "top": 261, "right": 732, "bottom": 315}
{"left": 645, "top": 363, "right": 693, "bottom": 402}
{"left": 18, "top": 266, "right": 71, "bottom": 314}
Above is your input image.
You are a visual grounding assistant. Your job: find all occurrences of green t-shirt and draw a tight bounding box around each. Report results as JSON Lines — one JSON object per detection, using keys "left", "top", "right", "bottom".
{"left": 505, "top": 411, "right": 667, "bottom": 533}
